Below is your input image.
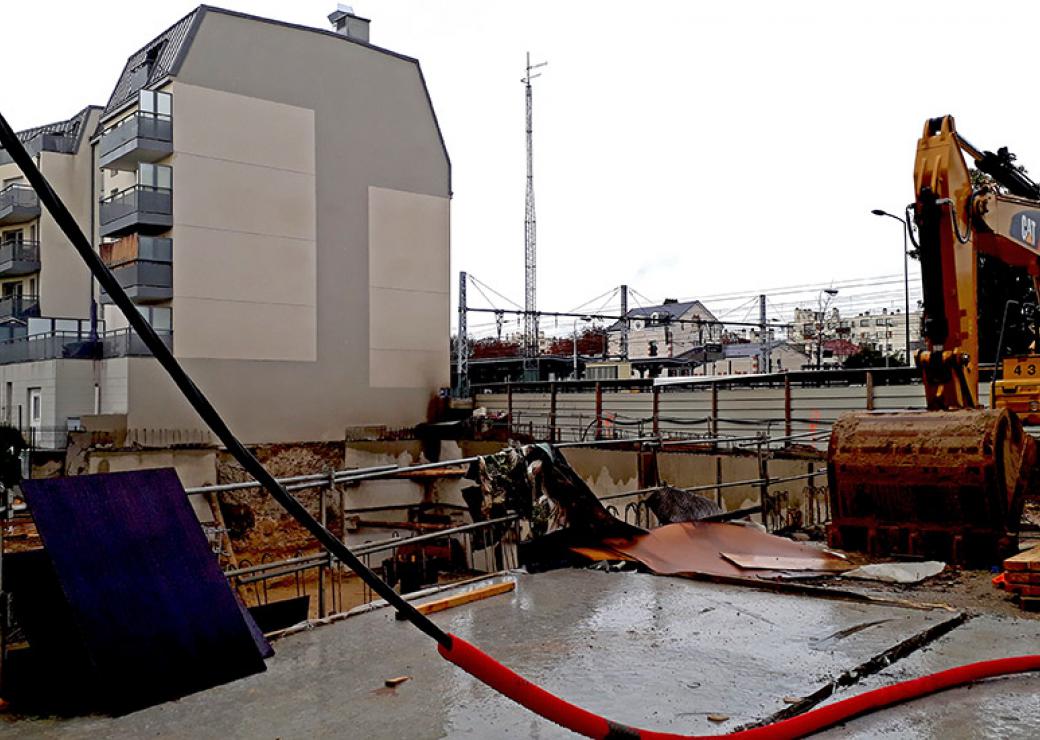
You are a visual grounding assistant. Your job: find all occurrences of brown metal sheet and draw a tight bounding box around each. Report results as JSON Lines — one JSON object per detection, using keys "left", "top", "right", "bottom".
{"left": 584, "top": 522, "right": 846, "bottom": 579}
{"left": 720, "top": 552, "right": 852, "bottom": 572}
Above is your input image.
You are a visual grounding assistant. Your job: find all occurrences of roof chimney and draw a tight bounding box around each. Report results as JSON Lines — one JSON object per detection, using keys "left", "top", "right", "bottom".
{"left": 663, "top": 298, "right": 678, "bottom": 305}
{"left": 328, "top": 4, "right": 370, "bottom": 42}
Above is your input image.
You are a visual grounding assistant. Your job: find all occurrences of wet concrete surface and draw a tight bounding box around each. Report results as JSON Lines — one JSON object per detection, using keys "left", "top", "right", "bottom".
{"left": 816, "top": 614, "right": 1040, "bottom": 739}
{"left": 0, "top": 569, "right": 973, "bottom": 739}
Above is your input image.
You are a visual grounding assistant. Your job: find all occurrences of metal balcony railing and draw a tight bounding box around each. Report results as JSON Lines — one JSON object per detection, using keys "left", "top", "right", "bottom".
{"left": 98, "top": 185, "right": 172, "bottom": 237}
{"left": 0, "top": 240, "right": 40, "bottom": 276}
{"left": 100, "top": 236, "right": 173, "bottom": 303}
{"left": 98, "top": 112, "right": 173, "bottom": 169}
{"left": 0, "top": 293, "right": 40, "bottom": 320}
{"left": 0, "top": 183, "right": 39, "bottom": 225}
{"left": 100, "top": 327, "right": 173, "bottom": 357}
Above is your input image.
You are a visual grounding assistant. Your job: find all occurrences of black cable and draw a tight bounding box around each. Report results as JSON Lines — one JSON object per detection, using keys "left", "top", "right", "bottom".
{"left": 0, "top": 110, "right": 452, "bottom": 648}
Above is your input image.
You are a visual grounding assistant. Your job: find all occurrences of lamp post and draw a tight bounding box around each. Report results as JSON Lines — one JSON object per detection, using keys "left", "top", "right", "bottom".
{"left": 572, "top": 315, "right": 592, "bottom": 379}
{"left": 872, "top": 209, "right": 912, "bottom": 365}
{"left": 817, "top": 288, "right": 838, "bottom": 370}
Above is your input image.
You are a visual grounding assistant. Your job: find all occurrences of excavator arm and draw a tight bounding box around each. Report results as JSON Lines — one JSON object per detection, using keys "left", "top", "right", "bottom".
{"left": 826, "top": 115, "right": 1039, "bottom": 565}
{"left": 912, "top": 115, "right": 1040, "bottom": 412}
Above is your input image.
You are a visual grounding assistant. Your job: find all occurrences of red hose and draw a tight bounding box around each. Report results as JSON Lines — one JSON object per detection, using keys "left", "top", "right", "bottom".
{"left": 439, "top": 633, "right": 1040, "bottom": 739}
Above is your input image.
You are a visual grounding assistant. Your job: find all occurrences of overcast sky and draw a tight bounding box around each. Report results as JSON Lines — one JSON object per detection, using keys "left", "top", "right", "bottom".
{"left": 4, "top": 1, "right": 1039, "bottom": 333}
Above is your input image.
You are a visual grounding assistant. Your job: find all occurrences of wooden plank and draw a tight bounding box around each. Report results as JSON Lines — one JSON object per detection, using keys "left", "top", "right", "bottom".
{"left": 1004, "top": 545, "right": 1040, "bottom": 571}
{"left": 396, "top": 581, "right": 516, "bottom": 619}
{"left": 721, "top": 551, "right": 853, "bottom": 572}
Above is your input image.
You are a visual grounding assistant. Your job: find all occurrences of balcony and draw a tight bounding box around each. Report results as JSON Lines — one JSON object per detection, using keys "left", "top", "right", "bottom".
{"left": 0, "top": 294, "right": 40, "bottom": 321}
{"left": 0, "top": 240, "right": 40, "bottom": 276}
{"left": 98, "top": 112, "right": 173, "bottom": 171}
{"left": 100, "top": 236, "right": 173, "bottom": 304}
{"left": 101, "top": 327, "right": 173, "bottom": 357}
{"left": 0, "top": 183, "right": 39, "bottom": 225}
{"left": 99, "top": 185, "right": 172, "bottom": 238}
{"left": 0, "top": 330, "right": 100, "bottom": 366}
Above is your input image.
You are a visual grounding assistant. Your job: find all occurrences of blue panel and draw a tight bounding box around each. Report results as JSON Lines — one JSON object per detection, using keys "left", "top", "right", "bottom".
{"left": 22, "top": 469, "right": 268, "bottom": 712}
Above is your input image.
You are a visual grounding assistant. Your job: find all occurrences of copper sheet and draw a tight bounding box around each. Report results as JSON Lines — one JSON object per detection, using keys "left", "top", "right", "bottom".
{"left": 570, "top": 546, "right": 636, "bottom": 562}
{"left": 720, "top": 552, "right": 852, "bottom": 572}
{"left": 587, "top": 522, "right": 848, "bottom": 579}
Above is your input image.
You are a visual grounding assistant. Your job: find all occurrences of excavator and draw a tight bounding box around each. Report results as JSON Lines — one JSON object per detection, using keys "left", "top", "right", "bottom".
{"left": 828, "top": 115, "right": 1040, "bottom": 564}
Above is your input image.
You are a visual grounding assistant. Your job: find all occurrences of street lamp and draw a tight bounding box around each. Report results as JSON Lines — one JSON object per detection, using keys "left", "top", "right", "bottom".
{"left": 872, "top": 209, "right": 912, "bottom": 365}
{"left": 817, "top": 288, "right": 838, "bottom": 370}
{"left": 572, "top": 315, "right": 592, "bottom": 379}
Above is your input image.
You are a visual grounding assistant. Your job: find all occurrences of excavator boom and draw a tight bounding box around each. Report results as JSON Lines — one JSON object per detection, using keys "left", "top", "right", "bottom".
{"left": 827, "top": 116, "right": 1038, "bottom": 565}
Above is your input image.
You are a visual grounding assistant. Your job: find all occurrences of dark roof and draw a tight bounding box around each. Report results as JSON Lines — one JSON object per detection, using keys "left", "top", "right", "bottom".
{"left": 100, "top": 8, "right": 200, "bottom": 118}
{"left": 100, "top": 5, "right": 427, "bottom": 120}
{"left": 607, "top": 300, "right": 717, "bottom": 331}
{"left": 0, "top": 106, "right": 100, "bottom": 163}
{"left": 94, "top": 6, "right": 450, "bottom": 190}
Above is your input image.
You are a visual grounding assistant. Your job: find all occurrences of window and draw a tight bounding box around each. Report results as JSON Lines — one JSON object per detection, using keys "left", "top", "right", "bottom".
{"left": 139, "top": 89, "right": 172, "bottom": 118}
{"left": 2, "top": 230, "right": 23, "bottom": 245}
{"left": 137, "top": 305, "right": 172, "bottom": 332}
{"left": 138, "top": 163, "right": 172, "bottom": 190}
{"left": 859, "top": 319, "right": 869, "bottom": 327}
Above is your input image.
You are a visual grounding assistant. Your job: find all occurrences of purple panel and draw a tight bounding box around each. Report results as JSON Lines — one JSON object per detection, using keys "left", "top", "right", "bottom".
{"left": 22, "top": 469, "right": 268, "bottom": 712}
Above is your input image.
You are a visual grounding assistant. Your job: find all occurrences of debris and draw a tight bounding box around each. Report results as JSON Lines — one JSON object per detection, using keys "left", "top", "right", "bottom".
{"left": 782, "top": 696, "right": 801, "bottom": 704}
{"left": 384, "top": 676, "right": 411, "bottom": 688}
{"left": 395, "top": 580, "right": 516, "bottom": 619}
{"left": 721, "top": 552, "right": 852, "bottom": 572}
{"left": 645, "top": 486, "right": 723, "bottom": 523}
{"left": 707, "top": 713, "right": 730, "bottom": 723}
{"left": 1004, "top": 544, "right": 1040, "bottom": 572}
{"left": 588, "top": 522, "right": 851, "bottom": 579}
{"left": 842, "top": 561, "right": 946, "bottom": 584}
{"left": 1003, "top": 545, "right": 1040, "bottom": 607}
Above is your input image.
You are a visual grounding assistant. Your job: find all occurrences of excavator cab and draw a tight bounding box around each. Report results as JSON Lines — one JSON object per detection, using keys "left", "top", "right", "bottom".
{"left": 992, "top": 303, "right": 1040, "bottom": 424}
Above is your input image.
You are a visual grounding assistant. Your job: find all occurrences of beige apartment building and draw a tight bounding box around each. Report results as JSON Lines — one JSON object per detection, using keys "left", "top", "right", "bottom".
{"left": 0, "top": 6, "right": 450, "bottom": 448}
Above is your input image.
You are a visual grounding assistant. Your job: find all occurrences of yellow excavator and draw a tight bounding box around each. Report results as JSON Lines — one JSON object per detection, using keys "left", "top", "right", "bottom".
{"left": 828, "top": 116, "right": 1039, "bottom": 564}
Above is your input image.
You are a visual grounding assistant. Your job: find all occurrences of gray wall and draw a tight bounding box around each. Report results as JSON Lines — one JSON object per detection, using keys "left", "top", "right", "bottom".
{"left": 101, "top": 11, "right": 451, "bottom": 443}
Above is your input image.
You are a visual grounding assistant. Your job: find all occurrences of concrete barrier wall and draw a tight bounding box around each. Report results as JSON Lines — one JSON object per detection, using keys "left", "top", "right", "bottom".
{"left": 474, "top": 380, "right": 964, "bottom": 443}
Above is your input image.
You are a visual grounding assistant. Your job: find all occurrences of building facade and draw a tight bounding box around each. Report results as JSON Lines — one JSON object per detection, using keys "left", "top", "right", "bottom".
{"left": 0, "top": 6, "right": 450, "bottom": 448}
{"left": 606, "top": 299, "right": 722, "bottom": 360}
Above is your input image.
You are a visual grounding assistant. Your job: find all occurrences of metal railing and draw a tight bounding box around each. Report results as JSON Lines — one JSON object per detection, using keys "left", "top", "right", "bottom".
{"left": 0, "top": 293, "right": 39, "bottom": 320}
{"left": 0, "top": 183, "right": 38, "bottom": 214}
{"left": 99, "top": 185, "right": 172, "bottom": 227}
{"left": 98, "top": 112, "right": 172, "bottom": 158}
{"left": 227, "top": 514, "right": 521, "bottom": 619}
{"left": 100, "top": 327, "right": 173, "bottom": 357}
{"left": 0, "top": 240, "right": 40, "bottom": 273}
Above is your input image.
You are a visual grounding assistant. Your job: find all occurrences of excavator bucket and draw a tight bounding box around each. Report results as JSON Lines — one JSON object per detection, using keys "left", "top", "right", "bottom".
{"left": 827, "top": 408, "right": 1036, "bottom": 565}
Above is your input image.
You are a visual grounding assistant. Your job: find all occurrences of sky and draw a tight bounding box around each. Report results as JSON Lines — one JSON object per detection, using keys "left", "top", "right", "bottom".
{"left": 4, "top": 1, "right": 1040, "bottom": 336}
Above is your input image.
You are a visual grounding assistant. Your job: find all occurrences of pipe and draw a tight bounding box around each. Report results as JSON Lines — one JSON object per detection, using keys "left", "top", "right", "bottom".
{"left": 439, "top": 635, "right": 1040, "bottom": 739}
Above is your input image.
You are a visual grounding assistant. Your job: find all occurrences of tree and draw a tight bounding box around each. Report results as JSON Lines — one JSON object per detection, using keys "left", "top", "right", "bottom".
{"left": 546, "top": 328, "right": 607, "bottom": 357}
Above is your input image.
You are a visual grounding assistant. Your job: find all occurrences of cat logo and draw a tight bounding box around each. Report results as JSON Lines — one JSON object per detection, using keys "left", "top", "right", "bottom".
{"left": 1015, "top": 211, "right": 1040, "bottom": 247}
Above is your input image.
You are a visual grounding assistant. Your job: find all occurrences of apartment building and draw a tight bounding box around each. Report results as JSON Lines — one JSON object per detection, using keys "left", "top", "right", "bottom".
{"left": 0, "top": 108, "right": 102, "bottom": 446}
{"left": 0, "top": 6, "right": 450, "bottom": 448}
{"left": 844, "top": 308, "right": 922, "bottom": 362}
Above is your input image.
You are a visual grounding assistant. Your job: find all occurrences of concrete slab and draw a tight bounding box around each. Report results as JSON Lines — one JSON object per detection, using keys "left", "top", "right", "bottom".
{"left": 0, "top": 569, "right": 959, "bottom": 738}
{"left": 815, "top": 614, "right": 1040, "bottom": 739}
